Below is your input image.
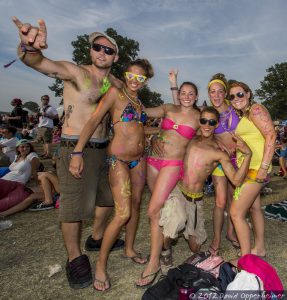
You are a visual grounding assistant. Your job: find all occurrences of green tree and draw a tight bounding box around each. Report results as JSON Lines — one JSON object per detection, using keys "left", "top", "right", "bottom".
{"left": 49, "top": 28, "right": 162, "bottom": 107}
{"left": 255, "top": 62, "right": 287, "bottom": 120}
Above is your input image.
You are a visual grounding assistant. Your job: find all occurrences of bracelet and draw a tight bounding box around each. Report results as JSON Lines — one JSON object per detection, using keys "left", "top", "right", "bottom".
{"left": 255, "top": 178, "right": 265, "bottom": 184}
{"left": 70, "top": 151, "right": 84, "bottom": 158}
{"left": 20, "top": 43, "right": 40, "bottom": 54}
{"left": 260, "top": 166, "right": 269, "bottom": 171}
{"left": 243, "top": 152, "right": 252, "bottom": 157}
{"left": 3, "top": 43, "right": 39, "bottom": 68}
{"left": 261, "top": 161, "right": 270, "bottom": 167}
{"left": 170, "top": 87, "right": 178, "bottom": 91}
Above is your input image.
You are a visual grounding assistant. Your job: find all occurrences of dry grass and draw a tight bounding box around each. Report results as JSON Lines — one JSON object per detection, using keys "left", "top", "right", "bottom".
{"left": 0, "top": 165, "right": 286, "bottom": 300}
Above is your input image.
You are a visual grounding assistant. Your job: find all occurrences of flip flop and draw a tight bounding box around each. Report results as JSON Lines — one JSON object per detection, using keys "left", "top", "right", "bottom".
{"left": 208, "top": 245, "right": 219, "bottom": 256}
{"left": 93, "top": 277, "right": 111, "bottom": 292}
{"left": 122, "top": 253, "right": 148, "bottom": 265}
{"left": 226, "top": 236, "right": 240, "bottom": 249}
{"left": 135, "top": 268, "right": 161, "bottom": 288}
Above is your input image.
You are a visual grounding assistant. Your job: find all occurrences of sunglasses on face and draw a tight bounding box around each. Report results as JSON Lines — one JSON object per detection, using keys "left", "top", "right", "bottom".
{"left": 228, "top": 92, "right": 245, "bottom": 101}
{"left": 92, "top": 43, "right": 116, "bottom": 55}
{"left": 199, "top": 118, "right": 218, "bottom": 126}
{"left": 41, "top": 98, "right": 49, "bottom": 101}
{"left": 125, "top": 72, "right": 147, "bottom": 83}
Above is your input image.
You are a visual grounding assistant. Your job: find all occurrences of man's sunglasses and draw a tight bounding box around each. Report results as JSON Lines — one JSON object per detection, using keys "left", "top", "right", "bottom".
{"left": 199, "top": 118, "right": 218, "bottom": 126}
{"left": 41, "top": 98, "right": 49, "bottom": 101}
{"left": 125, "top": 72, "right": 147, "bottom": 83}
{"left": 228, "top": 92, "right": 245, "bottom": 101}
{"left": 92, "top": 43, "right": 116, "bottom": 56}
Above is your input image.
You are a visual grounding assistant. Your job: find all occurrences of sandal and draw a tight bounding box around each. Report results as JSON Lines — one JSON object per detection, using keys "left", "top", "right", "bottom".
{"left": 160, "top": 248, "right": 174, "bottom": 275}
{"left": 94, "top": 277, "right": 111, "bottom": 292}
{"left": 208, "top": 245, "right": 219, "bottom": 256}
{"left": 226, "top": 235, "right": 240, "bottom": 249}
{"left": 135, "top": 268, "right": 161, "bottom": 288}
{"left": 122, "top": 253, "right": 148, "bottom": 265}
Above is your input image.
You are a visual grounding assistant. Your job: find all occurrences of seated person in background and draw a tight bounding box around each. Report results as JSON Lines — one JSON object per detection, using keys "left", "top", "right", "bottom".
{"left": 0, "top": 139, "right": 40, "bottom": 213}
{"left": 0, "top": 171, "right": 59, "bottom": 216}
{"left": 21, "top": 124, "right": 33, "bottom": 140}
{"left": 27, "top": 124, "right": 37, "bottom": 140}
{"left": 0, "top": 126, "right": 18, "bottom": 167}
{"left": 155, "top": 107, "right": 252, "bottom": 276}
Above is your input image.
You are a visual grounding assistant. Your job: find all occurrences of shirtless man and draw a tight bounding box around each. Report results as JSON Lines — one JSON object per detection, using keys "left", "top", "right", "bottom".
{"left": 12, "top": 16, "right": 123, "bottom": 289}
{"left": 137, "top": 106, "right": 252, "bottom": 283}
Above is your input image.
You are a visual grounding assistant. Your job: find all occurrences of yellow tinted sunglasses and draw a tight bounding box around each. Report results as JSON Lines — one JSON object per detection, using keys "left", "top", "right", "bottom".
{"left": 125, "top": 72, "right": 147, "bottom": 83}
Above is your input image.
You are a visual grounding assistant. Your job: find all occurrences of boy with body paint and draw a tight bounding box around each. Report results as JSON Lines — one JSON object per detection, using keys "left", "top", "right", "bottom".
{"left": 136, "top": 107, "right": 252, "bottom": 285}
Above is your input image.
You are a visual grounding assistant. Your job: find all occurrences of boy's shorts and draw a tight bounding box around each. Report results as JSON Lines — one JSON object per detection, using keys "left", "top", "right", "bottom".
{"left": 159, "top": 185, "right": 207, "bottom": 246}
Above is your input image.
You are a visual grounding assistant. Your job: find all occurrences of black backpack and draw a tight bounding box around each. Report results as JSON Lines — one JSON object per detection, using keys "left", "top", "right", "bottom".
{"left": 142, "top": 263, "right": 222, "bottom": 300}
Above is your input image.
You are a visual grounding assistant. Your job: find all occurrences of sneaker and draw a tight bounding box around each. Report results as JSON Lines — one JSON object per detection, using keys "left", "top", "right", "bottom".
{"left": 160, "top": 248, "right": 174, "bottom": 275}
{"left": 29, "top": 202, "right": 54, "bottom": 211}
{"left": 0, "top": 220, "right": 13, "bottom": 231}
{"left": 85, "top": 235, "right": 125, "bottom": 252}
{"left": 66, "top": 254, "right": 92, "bottom": 289}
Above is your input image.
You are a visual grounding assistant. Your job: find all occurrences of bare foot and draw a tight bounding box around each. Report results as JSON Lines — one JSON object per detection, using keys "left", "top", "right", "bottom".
{"left": 251, "top": 248, "right": 266, "bottom": 257}
{"left": 94, "top": 262, "right": 110, "bottom": 291}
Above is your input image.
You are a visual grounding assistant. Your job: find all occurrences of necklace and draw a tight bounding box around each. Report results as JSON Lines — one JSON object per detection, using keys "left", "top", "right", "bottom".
{"left": 122, "top": 87, "right": 141, "bottom": 107}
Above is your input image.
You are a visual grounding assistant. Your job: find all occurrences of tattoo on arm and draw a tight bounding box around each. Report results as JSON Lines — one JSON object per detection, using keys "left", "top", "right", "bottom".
{"left": 45, "top": 72, "right": 59, "bottom": 79}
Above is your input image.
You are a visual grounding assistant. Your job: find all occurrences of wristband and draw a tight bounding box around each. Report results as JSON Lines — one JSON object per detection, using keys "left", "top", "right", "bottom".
{"left": 4, "top": 43, "right": 40, "bottom": 68}
{"left": 70, "top": 151, "right": 84, "bottom": 158}
{"left": 20, "top": 43, "right": 40, "bottom": 54}
{"left": 170, "top": 87, "right": 178, "bottom": 91}
{"left": 260, "top": 165, "right": 269, "bottom": 170}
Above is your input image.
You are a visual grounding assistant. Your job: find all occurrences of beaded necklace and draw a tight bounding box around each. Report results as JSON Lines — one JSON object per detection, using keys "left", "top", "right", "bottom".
{"left": 121, "top": 87, "right": 141, "bottom": 107}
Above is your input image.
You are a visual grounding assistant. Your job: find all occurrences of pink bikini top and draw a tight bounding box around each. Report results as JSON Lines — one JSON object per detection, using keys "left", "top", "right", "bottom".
{"left": 161, "top": 118, "right": 196, "bottom": 140}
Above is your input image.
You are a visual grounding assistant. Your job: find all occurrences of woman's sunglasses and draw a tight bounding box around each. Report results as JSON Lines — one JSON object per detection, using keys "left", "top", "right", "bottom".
{"left": 228, "top": 92, "right": 245, "bottom": 101}
{"left": 92, "top": 43, "right": 116, "bottom": 56}
{"left": 125, "top": 72, "right": 147, "bottom": 83}
{"left": 199, "top": 118, "right": 218, "bottom": 126}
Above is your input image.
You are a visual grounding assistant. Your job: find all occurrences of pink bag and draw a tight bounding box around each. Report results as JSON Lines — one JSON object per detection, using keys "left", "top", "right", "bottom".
{"left": 195, "top": 255, "right": 224, "bottom": 278}
{"left": 238, "top": 254, "right": 284, "bottom": 296}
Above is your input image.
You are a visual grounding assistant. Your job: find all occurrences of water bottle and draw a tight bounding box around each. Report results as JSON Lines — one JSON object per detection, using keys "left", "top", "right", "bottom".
{"left": 178, "top": 282, "right": 195, "bottom": 300}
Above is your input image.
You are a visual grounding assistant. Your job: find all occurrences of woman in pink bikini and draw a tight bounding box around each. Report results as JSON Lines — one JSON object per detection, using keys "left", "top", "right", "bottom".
{"left": 170, "top": 71, "right": 241, "bottom": 255}
{"left": 136, "top": 81, "right": 200, "bottom": 288}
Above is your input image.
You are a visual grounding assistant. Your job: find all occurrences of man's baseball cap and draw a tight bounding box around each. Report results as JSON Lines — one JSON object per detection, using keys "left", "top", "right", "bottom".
{"left": 88, "top": 32, "right": 118, "bottom": 54}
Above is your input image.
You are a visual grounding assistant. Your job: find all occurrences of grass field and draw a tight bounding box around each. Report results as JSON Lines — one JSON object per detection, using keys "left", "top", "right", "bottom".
{"left": 0, "top": 157, "right": 286, "bottom": 300}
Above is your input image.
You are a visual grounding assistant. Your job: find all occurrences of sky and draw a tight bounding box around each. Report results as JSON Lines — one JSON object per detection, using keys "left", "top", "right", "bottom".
{"left": 0, "top": 0, "right": 287, "bottom": 112}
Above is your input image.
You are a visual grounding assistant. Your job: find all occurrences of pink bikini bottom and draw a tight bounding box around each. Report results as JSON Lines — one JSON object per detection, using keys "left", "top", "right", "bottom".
{"left": 147, "top": 157, "right": 184, "bottom": 179}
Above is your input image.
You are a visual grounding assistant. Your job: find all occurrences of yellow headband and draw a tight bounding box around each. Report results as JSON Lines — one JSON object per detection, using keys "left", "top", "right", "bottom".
{"left": 208, "top": 79, "right": 227, "bottom": 90}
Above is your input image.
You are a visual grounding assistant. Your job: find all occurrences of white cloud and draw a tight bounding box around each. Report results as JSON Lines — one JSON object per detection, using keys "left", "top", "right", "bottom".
{"left": 0, "top": 0, "right": 287, "bottom": 111}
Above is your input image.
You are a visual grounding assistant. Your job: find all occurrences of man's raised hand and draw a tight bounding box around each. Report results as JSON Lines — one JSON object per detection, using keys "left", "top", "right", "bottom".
{"left": 12, "top": 16, "right": 48, "bottom": 49}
